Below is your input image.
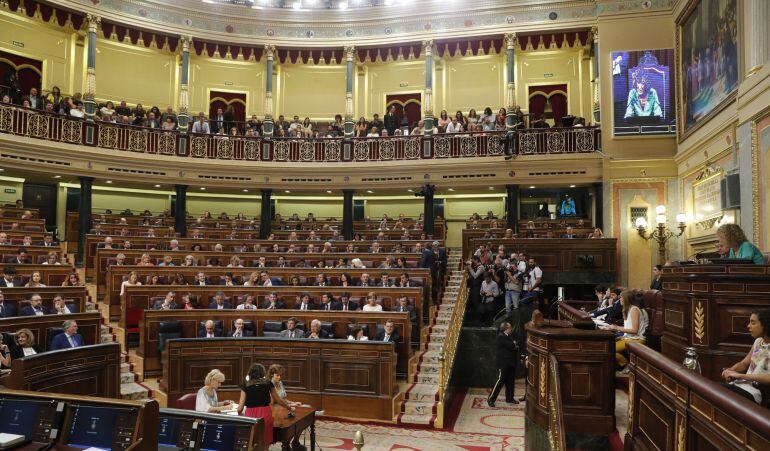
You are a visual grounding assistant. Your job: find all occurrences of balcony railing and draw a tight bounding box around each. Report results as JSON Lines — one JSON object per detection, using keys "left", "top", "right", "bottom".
{"left": 0, "top": 102, "right": 601, "bottom": 162}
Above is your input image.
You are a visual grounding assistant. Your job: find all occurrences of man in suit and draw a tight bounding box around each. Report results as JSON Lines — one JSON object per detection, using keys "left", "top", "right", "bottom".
{"left": 375, "top": 320, "right": 401, "bottom": 345}
{"left": 561, "top": 226, "right": 578, "bottom": 239}
{"left": 357, "top": 273, "right": 374, "bottom": 287}
{"left": 260, "top": 271, "right": 284, "bottom": 287}
{"left": 211, "top": 108, "right": 225, "bottom": 134}
{"left": 20, "top": 295, "right": 47, "bottom": 316}
{"left": 279, "top": 317, "right": 302, "bottom": 338}
{"left": 197, "top": 320, "right": 221, "bottom": 338}
{"left": 384, "top": 105, "right": 398, "bottom": 136}
{"left": 153, "top": 291, "right": 178, "bottom": 311}
{"left": 24, "top": 88, "right": 43, "bottom": 110}
{"left": 221, "top": 272, "right": 239, "bottom": 287}
{"left": 261, "top": 292, "right": 285, "bottom": 310}
{"left": 488, "top": 322, "right": 519, "bottom": 406}
{"left": 0, "top": 290, "right": 16, "bottom": 318}
{"left": 195, "top": 272, "right": 211, "bottom": 286}
{"left": 394, "top": 296, "right": 417, "bottom": 323}
{"left": 230, "top": 318, "right": 253, "bottom": 338}
{"left": 42, "top": 234, "right": 56, "bottom": 247}
{"left": 0, "top": 267, "right": 19, "bottom": 287}
{"left": 338, "top": 293, "right": 359, "bottom": 311}
{"left": 208, "top": 291, "right": 232, "bottom": 310}
{"left": 191, "top": 112, "right": 210, "bottom": 134}
{"left": 12, "top": 248, "right": 31, "bottom": 265}
{"left": 591, "top": 288, "right": 623, "bottom": 324}
{"left": 370, "top": 242, "right": 382, "bottom": 254}
{"left": 52, "top": 295, "right": 78, "bottom": 315}
{"left": 304, "top": 319, "right": 330, "bottom": 339}
{"left": 295, "top": 293, "right": 317, "bottom": 311}
{"left": 312, "top": 273, "right": 329, "bottom": 287}
{"left": 398, "top": 272, "right": 420, "bottom": 288}
{"left": 50, "top": 320, "right": 84, "bottom": 350}
{"left": 319, "top": 293, "right": 341, "bottom": 311}
{"left": 378, "top": 273, "right": 392, "bottom": 288}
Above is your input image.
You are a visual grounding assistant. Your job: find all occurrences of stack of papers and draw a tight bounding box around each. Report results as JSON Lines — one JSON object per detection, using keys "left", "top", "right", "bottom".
{"left": 0, "top": 433, "right": 25, "bottom": 449}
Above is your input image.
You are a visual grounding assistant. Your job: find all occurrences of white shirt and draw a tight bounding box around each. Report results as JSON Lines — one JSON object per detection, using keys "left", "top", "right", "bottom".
{"left": 445, "top": 122, "right": 463, "bottom": 133}
{"left": 236, "top": 304, "right": 256, "bottom": 310}
{"left": 56, "top": 305, "right": 72, "bottom": 314}
{"left": 622, "top": 306, "right": 649, "bottom": 341}
{"left": 120, "top": 280, "right": 141, "bottom": 295}
{"left": 362, "top": 304, "right": 383, "bottom": 312}
{"left": 525, "top": 266, "right": 543, "bottom": 291}
{"left": 22, "top": 347, "right": 37, "bottom": 356}
{"left": 69, "top": 108, "right": 84, "bottom": 118}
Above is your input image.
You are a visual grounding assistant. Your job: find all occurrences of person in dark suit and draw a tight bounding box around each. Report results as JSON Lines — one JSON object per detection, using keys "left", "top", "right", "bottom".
{"left": 311, "top": 273, "right": 329, "bottom": 287}
{"left": 357, "top": 273, "right": 374, "bottom": 287}
{"left": 398, "top": 272, "right": 420, "bottom": 288}
{"left": 153, "top": 292, "right": 178, "bottom": 311}
{"left": 9, "top": 328, "right": 42, "bottom": 359}
{"left": 560, "top": 226, "right": 578, "bottom": 239}
{"left": 50, "top": 320, "right": 84, "bottom": 350}
{"left": 338, "top": 293, "right": 359, "bottom": 311}
{"left": 384, "top": 105, "right": 399, "bottom": 136}
{"left": 279, "top": 317, "right": 302, "bottom": 338}
{"left": 261, "top": 292, "right": 286, "bottom": 310}
{"left": 23, "top": 88, "right": 43, "bottom": 110}
{"left": 394, "top": 296, "right": 417, "bottom": 323}
{"left": 52, "top": 295, "right": 78, "bottom": 315}
{"left": 208, "top": 291, "right": 233, "bottom": 310}
{"left": 419, "top": 241, "right": 447, "bottom": 271}
{"left": 304, "top": 319, "right": 330, "bottom": 339}
{"left": 223, "top": 105, "right": 235, "bottom": 134}
{"left": 197, "top": 320, "right": 222, "bottom": 338}
{"left": 230, "top": 318, "right": 253, "bottom": 338}
{"left": 591, "top": 288, "right": 623, "bottom": 324}
{"left": 375, "top": 320, "right": 401, "bottom": 344}
{"left": 20, "top": 295, "right": 47, "bottom": 316}
{"left": 318, "top": 293, "right": 341, "bottom": 311}
{"left": 488, "top": 322, "right": 519, "bottom": 407}
{"left": 194, "top": 271, "right": 211, "bottom": 286}
{"left": 0, "top": 290, "right": 16, "bottom": 318}
{"left": 12, "top": 248, "right": 31, "bottom": 265}
{"left": 211, "top": 108, "right": 225, "bottom": 134}
{"left": 294, "top": 293, "right": 317, "bottom": 311}
{"left": 650, "top": 265, "right": 663, "bottom": 291}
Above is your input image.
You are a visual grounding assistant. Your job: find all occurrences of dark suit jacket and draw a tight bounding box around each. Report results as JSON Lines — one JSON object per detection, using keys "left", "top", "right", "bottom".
{"left": 420, "top": 248, "right": 448, "bottom": 269}
{"left": 338, "top": 301, "right": 359, "bottom": 311}
{"left": 20, "top": 305, "right": 48, "bottom": 317}
{"left": 496, "top": 331, "right": 518, "bottom": 368}
{"left": 153, "top": 300, "right": 178, "bottom": 310}
{"left": 591, "top": 299, "right": 623, "bottom": 324}
{"left": 260, "top": 301, "right": 286, "bottom": 310}
{"left": 304, "top": 329, "right": 330, "bottom": 339}
{"left": 375, "top": 330, "right": 401, "bottom": 344}
{"left": 53, "top": 304, "right": 79, "bottom": 314}
{"left": 384, "top": 113, "right": 398, "bottom": 134}
{"left": 357, "top": 280, "right": 374, "bottom": 287}
{"left": 197, "top": 328, "right": 223, "bottom": 338}
{"left": 0, "top": 303, "right": 16, "bottom": 318}
{"left": 311, "top": 280, "right": 329, "bottom": 287}
{"left": 294, "top": 302, "right": 317, "bottom": 311}
{"left": 0, "top": 278, "right": 22, "bottom": 287}
{"left": 211, "top": 115, "right": 225, "bottom": 134}
{"left": 560, "top": 234, "right": 577, "bottom": 239}
{"left": 229, "top": 329, "right": 254, "bottom": 338}
{"left": 319, "top": 301, "right": 341, "bottom": 311}
{"left": 650, "top": 278, "right": 663, "bottom": 291}
{"left": 208, "top": 301, "right": 233, "bottom": 310}
{"left": 10, "top": 344, "right": 42, "bottom": 359}
{"left": 24, "top": 95, "right": 43, "bottom": 110}
{"left": 50, "top": 333, "right": 84, "bottom": 350}
{"left": 394, "top": 305, "right": 417, "bottom": 323}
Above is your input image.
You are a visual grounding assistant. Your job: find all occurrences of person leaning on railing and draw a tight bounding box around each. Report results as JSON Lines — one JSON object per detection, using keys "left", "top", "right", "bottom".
{"left": 716, "top": 223, "right": 766, "bottom": 264}
{"left": 721, "top": 308, "right": 770, "bottom": 405}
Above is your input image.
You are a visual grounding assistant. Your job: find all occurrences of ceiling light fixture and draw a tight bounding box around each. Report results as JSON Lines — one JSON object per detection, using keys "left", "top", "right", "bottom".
{"left": 53, "top": 175, "right": 62, "bottom": 179}
{"left": 243, "top": 189, "right": 249, "bottom": 192}
{"left": 285, "top": 190, "right": 291, "bottom": 193}
{"left": 448, "top": 188, "right": 455, "bottom": 192}
{"left": 326, "top": 190, "right": 333, "bottom": 193}
{"left": 200, "top": 187, "right": 206, "bottom": 190}
{"left": 154, "top": 184, "right": 161, "bottom": 188}
{"left": 105, "top": 180, "right": 112, "bottom": 184}
{"left": 488, "top": 186, "right": 494, "bottom": 190}
{"left": 407, "top": 189, "right": 413, "bottom": 192}
{"left": 338, "top": 1, "right": 348, "bottom": 9}
{"left": 366, "top": 190, "right": 373, "bottom": 193}
{"left": 570, "top": 184, "right": 576, "bottom": 188}
{"left": 529, "top": 185, "right": 536, "bottom": 189}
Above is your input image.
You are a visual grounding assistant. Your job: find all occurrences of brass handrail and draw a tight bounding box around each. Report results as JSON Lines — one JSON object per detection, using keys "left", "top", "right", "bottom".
{"left": 434, "top": 274, "right": 468, "bottom": 428}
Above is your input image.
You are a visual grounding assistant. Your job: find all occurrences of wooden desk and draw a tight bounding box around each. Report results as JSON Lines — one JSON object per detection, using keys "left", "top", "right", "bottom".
{"left": 626, "top": 342, "right": 770, "bottom": 450}
{"left": 0, "top": 264, "right": 74, "bottom": 287}
{"left": 0, "top": 286, "right": 88, "bottom": 315}
{"left": 141, "top": 309, "right": 411, "bottom": 375}
{"left": 273, "top": 405, "right": 315, "bottom": 451}
{"left": 660, "top": 263, "right": 770, "bottom": 380}
{"left": 525, "top": 322, "right": 615, "bottom": 443}
{"left": 4, "top": 343, "right": 121, "bottom": 398}
{"left": 0, "top": 311, "right": 102, "bottom": 350}
{"left": 164, "top": 337, "right": 398, "bottom": 421}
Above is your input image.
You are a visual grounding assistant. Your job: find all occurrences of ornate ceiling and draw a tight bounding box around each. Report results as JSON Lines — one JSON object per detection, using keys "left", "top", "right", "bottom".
{"left": 47, "top": 0, "right": 673, "bottom": 45}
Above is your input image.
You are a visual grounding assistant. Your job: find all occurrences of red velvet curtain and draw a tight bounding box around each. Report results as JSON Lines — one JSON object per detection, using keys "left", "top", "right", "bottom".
{"left": 209, "top": 91, "right": 247, "bottom": 128}
{"left": 528, "top": 84, "right": 568, "bottom": 125}
{"left": 385, "top": 93, "right": 422, "bottom": 130}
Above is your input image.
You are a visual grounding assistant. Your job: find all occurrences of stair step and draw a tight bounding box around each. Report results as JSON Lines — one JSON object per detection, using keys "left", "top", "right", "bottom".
{"left": 120, "top": 362, "right": 132, "bottom": 373}
{"left": 405, "top": 383, "right": 439, "bottom": 401}
{"left": 120, "top": 382, "right": 150, "bottom": 400}
{"left": 418, "top": 362, "right": 440, "bottom": 373}
{"left": 398, "top": 413, "right": 434, "bottom": 425}
{"left": 401, "top": 400, "right": 436, "bottom": 415}
{"left": 414, "top": 374, "right": 439, "bottom": 384}
{"left": 121, "top": 372, "right": 137, "bottom": 384}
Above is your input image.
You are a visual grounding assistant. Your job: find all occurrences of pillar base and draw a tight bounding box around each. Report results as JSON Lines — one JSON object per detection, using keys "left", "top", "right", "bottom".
{"left": 344, "top": 119, "right": 355, "bottom": 139}
{"left": 177, "top": 113, "right": 190, "bottom": 133}
{"left": 424, "top": 117, "right": 434, "bottom": 136}
{"left": 263, "top": 118, "right": 275, "bottom": 137}
{"left": 84, "top": 98, "right": 96, "bottom": 122}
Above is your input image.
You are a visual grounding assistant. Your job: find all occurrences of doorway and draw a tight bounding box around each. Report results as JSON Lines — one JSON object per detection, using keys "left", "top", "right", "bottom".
{"left": 385, "top": 93, "right": 422, "bottom": 131}
{"left": 23, "top": 183, "right": 57, "bottom": 233}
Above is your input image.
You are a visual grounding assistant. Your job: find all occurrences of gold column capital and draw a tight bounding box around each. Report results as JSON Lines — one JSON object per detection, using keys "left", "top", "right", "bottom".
{"left": 86, "top": 14, "right": 101, "bottom": 33}
{"left": 264, "top": 44, "right": 276, "bottom": 59}
{"left": 504, "top": 33, "right": 518, "bottom": 49}
{"left": 180, "top": 35, "right": 193, "bottom": 53}
{"left": 422, "top": 39, "right": 434, "bottom": 56}
{"left": 344, "top": 45, "right": 356, "bottom": 61}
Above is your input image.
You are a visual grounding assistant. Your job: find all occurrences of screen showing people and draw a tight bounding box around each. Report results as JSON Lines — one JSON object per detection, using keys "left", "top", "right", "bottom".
{"left": 611, "top": 49, "right": 675, "bottom": 135}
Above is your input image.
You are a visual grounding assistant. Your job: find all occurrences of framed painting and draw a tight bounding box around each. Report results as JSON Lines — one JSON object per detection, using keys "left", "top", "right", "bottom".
{"left": 677, "top": 0, "right": 739, "bottom": 140}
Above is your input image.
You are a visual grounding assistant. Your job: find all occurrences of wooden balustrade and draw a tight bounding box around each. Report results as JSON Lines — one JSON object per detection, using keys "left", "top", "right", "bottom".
{"left": 0, "top": 311, "right": 102, "bottom": 350}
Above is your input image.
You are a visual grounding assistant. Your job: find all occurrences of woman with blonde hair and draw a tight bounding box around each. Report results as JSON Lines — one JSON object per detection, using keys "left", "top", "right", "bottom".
{"left": 25, "top": 271, "right": 46, "bottom": 288}
{"left": 716, "top": 223, "right": 766, "bottom": 264}
{"left": 196, "top": 369, "right": 232, "bottom": 413}
{"left": 603, "top": 290, "right": 648, "bottom": 370}
{"left": 137, "top": 253, "right": 154, "bottom": 266}
{"left": 10, "top": 328, "right": 41, "bottom": 359}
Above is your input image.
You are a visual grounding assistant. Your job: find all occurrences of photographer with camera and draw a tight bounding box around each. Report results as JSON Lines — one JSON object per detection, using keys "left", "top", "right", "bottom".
{"left": 521, "top": 257, "right": 543, "bottom": 307}
{"left": 466, "top": 255, "right": 486, "bottom": 321}
{"left": 503, "top": 258, "right": 524, "bottom": 312}
{"left": 479, "top": 271, "right": 500, "bottom": 326}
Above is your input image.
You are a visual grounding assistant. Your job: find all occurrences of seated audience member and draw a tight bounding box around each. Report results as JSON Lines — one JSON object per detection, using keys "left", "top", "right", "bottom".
{"left": 222, "top": 272, "right": 239, "bottom": 286}
{"left": 52, "top": 294, "right": 78, "bottom": 314}
{"left": 191, "top": 112, "right": 211, "bottom": 134}
{"left": 394, "top": 296, "right": 417, "bottom": 323}
{"left": 362, "top": 292, "right": 383, "bottom": 312}
{"left": 196, "top": 369, "right": 232, "bottom": 412}
{"left": 50, "top": 320, "right": 83, "bottom": 350}
{"left": 295, "top": 293, "right": 316, "bottom": 311}
{"left": 589, "top": 227, "right": 604, "bottom": 239}
{"left": 120, "top": 271, "right": 142, "bottom": 295}
{"left": 279, "top": 317, "right": 302, "bottom": 338}
{"left": 0, "top": 268, "right": 20, "bottom": 287}
{"left": 20, "top": 295, "right": 47, "bottom": 316}
{"left": 137, "top": 253, "right": 154, "bottom": 266}
{"left": 243, "top": 271, "right": 260, "bottom": 287}
{"left": 237, "top": 364, "right": 293, "bottom": 447}
{"left": 261, "top": 292, "right": 285, "bottom": 310}
{"left": 0, "top": 290, "right": 17, "bottom": 318}
{"left": 208, "top": 291, "right": 232, "bottom": 310}
{"left": 180, "top": 293, "right": 196, "bottom": 310}
{"left": 561, "top": 227, "right": 578, "bottom": 239}
{"left": 198, "top": 320, "right": 221, "bottom": 338}
{"left": 601, "top": 290, "right": 648, "bottom": 370}
{"left": 399, "top": 272, "right": 418, "bottom": 288}
{"left": 230, "top": 318, "right": 253, "bottom": 337}
{"left": 0, "top": 334, "right": 10, "bottom": 369}
{"left": 236, "top": 295, "right": 258, "bottom": 310}
{"left": 721, "top": 309, "right": 770, "bottom": 404}
{"left": 261, "top": 271, "right": 283, "bottom": 286}
{"left": 717, "top": 223, "right": 766, "bottom": 264}
{"left": 62, "top": 272, "right": 83, "bottom": 287}
{"left": 338, "top": 292, "right": 358, "bottom": 311}
{"left": 312, "top": 273, "right": 329, "bottom": 287}
{"left": 650, "top": 265, "right": 663, "bottom": 290}
{"left": 194, "top": 271, "right": 210, "bottom": 286}
{"left": 319, "top": 292, "right": 341, "bottom": 311}
{"left": 376, "top": 319, "right": 401, "bottom": 344}
{"left": 181, "top": 255, "right": 196, "bottom": 267}
{"left": 378, "top": 273, "right": 392, "bottom": 288}
{"left": 592, "top": 287, "right": 622, "bottom": 322}
{"left": 268, "top": 364, "right": 299, "bottom": 405}
{"left": 348, "top": 325, "right": 369, "bottom": 341}
{"left": 10, "top": 328, "right": 40, "bottom": 358}
{"left": 42, "top": 252, "right": 61, "bottom": 265}
{"left": 153, "top": 291, "right": 178, "bottom": 310}
{"left": 25, "top": 271, "right": 46, "bottom": 288}
{"left": 304, "top": 319, "right": 330, "bottom": 339}
{"left": 593, "top": 285, "right": 609, "bottom": 309}
{"left": 357, "top": 273, "right": 374, "bottom": 287}
{"left": 158, "top": 255, "right": 175, "bottom": 267}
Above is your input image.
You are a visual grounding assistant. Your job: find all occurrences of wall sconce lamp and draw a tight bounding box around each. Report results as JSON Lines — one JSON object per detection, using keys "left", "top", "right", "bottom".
{"left": 636, "top": 205, "right": 687, "bottom": 265}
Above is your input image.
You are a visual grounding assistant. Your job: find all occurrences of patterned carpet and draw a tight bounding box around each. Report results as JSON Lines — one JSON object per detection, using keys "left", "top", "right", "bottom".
{"left": 270, "top": 386, "right": 525, "bottom": 451}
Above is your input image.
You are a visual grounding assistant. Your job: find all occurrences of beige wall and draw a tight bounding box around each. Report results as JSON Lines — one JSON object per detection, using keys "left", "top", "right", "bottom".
{"left": 187, "top": 194, "right": 260, "bottom": 217}
{"left": 91, "top": 189, "right": 170, "bottom": 213}
{"left": 0, "top": 178, "right": 23, "bottom": 205}
{"left": 598, "top": 12, "right": 677, "bottom": 159}
{"left": 278, "top": 64, "right": 346, "bottom": 120}
{"left": 189, "top": 55, "right": 264, "bottom": 117}
{"left": 442, "top": 54, "right": 505, "bottom": 115}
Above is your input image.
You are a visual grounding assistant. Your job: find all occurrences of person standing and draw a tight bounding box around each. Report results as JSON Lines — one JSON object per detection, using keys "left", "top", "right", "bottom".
{"left": 237, "top": 363, "right": 294, "bottom": 447}
{"left": 488, "top": 322, "right": 519, "bottom": 407}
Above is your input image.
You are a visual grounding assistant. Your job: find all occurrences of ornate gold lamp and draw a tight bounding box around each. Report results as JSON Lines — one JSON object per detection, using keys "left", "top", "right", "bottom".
{"left": 635, "top": 205, "right": 687, "bottom": 265}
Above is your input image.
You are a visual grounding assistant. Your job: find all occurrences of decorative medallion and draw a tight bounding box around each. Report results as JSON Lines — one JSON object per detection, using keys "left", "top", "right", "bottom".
{"left": 266, "top": 29, "right": 275, "bottom": 37}
{"left": 384, "top": 27, "right": 392, "bottom": 35}
{"left": 190, "top": 136, "right": 207, "bottom": 157}
{"left": 506, "top": 15, "right": 514, "bottom": 24}
{"left": 434, "top": 136, "right": 450, "bottom": 158}
{"left": 299, "top": 141, "right": 314, "bottom": 161}
{"left": 97, "top": 126, "right": 118, "bottom": 149}
{"left": 486, "top": 134, "right": 504, "bottom": 155}
{"left": 379, "top": 140, "right": 395, "bottom": 160}
{"left": 464, "top": 19, "right": 473, "bottom": 27}
{"left": 423, "top": 22, "right": 432, "bottom": 31}
{"left": 244, "top": 140, "right": 259, "bottom": 160}
{"left": 0, "top": 106, "right": 13, "bottom": 132}
{"left": 404, "top": 138, "right": 420, "bottom": 159}
{"left": 61, "top": 120, "right": 82, "bottom": 144}
{"left": 157, "top": 132, "right": 176, "bottom": 155}
{"left": 354, "top": 141, "right": 370, "bottom": 161}
{"left": 546, "top": 132, "right": 565, "bottom": 153}
{"left": 183, "top": 18, "right": 193, "bottom": 26}
{"left": 460, "top": 136, "right": 477, "bottom": 156}
{"left": 216, "top": 138, "right": 233, "bottom": 159}
{"left": 548, "top": 11, "right": 558, "bottom": 20}
{"left": 225, "top": 25, "right": 234, "bottom": 33}
{"left": 519, "top": 132, "right": 537, "bottom": 154}
{"left": 345, "top": 29, "right": 354, "bottom": 37}
{"left": 575, "top": 129, "right": 594, "bottom": 152}
{"left": 306, "top": 30, "right": 315, "bottom": 38}
{"left": 26, "top": 114, "right": 49, "bottom": 139}
{"left": 273, "top": 140, "right": 289, "bottom": 160}
{"left": 324, "top": 140, "right": 341, "bottom": 161}
{"left": 128, "top": 130, "right": 147, "bottom": 152}
{"left": 137, "top": 9, "right": 147, "bottom": 17}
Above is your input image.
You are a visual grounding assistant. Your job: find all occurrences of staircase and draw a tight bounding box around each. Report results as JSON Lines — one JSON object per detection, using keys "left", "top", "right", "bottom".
{"left": 398, "top": 248, "right": 463, "bottom": 427}
{"left": 99, "top": 309, "right": 153, "bottom": 400}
